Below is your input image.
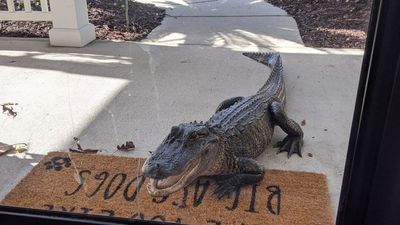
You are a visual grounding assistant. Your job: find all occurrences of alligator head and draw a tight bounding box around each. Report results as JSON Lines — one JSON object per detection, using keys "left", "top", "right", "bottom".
{"left": 142, "top": 121, "right": 222, "bottom": 197}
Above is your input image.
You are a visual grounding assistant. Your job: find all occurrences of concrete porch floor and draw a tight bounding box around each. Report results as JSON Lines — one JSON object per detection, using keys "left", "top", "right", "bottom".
{"left": 0, "top": 0, "right": 365, "bottom": 219}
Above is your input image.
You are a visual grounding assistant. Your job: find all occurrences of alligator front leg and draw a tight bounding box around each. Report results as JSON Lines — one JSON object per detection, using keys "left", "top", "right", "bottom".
{"left": 270, "top": 101, "right": 304, "bottom": 158}
{"left": 213, "top": 157, "right": 264, "bottom": 199}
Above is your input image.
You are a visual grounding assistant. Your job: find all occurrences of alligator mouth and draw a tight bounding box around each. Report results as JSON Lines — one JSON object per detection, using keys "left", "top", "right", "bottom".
{"left": 146, "top": 158, "right": 201, "bottom": 197}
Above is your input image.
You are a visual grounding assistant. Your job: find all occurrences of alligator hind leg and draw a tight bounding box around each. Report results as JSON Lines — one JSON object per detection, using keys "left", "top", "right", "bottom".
{"left": 213, "top": 157, "right": 264, "bottom": 199}
{"left": 215, "top": 96, "right": 244, "bottom": 113}
{"left": 270, "top": 101, "right": 304, "bottom": 158}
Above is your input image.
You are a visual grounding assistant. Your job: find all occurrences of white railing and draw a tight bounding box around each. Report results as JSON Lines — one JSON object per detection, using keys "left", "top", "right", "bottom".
{"left": 0, "top": 0, "right": 95, "bottom": 47}
{"left": 0, "top": 0, "right": 51, "bottom": 21}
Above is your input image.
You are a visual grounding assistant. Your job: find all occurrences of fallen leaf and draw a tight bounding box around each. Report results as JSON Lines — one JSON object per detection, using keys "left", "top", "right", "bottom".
{"left": 117, "top": 141, "right": 135, "bottom": 151}
{"left": 1, "top": 102, "right": 18, "bottom": 118}
{"left": 69, "top": 148, "right": 100, "bottom": 154}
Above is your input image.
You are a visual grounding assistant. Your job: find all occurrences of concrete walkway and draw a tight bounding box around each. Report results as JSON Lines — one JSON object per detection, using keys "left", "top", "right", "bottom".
{"left": 0, "top": 0, "right": 364, "bottom": 219}
{"left": 141, "top": 0, "right": 303, "bottom": 52}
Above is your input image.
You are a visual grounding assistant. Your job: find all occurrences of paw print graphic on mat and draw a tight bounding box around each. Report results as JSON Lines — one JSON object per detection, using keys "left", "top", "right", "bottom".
{"left": 44, "top": 156, "right": 72, "bottom": 171}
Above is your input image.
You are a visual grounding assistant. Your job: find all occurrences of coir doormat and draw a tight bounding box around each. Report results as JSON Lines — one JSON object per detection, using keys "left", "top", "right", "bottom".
{"left": 2, "top": 152, "right": 333, "bottom": 225}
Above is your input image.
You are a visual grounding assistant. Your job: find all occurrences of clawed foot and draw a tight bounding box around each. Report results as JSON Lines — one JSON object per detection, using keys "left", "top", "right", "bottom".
{"left": 275, "top": 135, "right": 303, "bottom": 158}
{"left": 213, "top": 177, "right": 239, "bottom": 199}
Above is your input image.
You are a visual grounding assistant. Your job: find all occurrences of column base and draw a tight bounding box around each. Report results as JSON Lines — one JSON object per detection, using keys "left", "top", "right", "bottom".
{"left": 49, "top": 23, "right": 96, "bottom": 47}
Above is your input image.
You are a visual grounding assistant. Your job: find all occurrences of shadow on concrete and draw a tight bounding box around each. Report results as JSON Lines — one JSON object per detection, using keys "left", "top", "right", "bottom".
{"left": 0, "top": 149, "right": 44, "bottom": 201}
{"left": 142, "top": 17, "right": 305, "bottom": 51}
{"left": 0, "top": 40, "right": 146, "bottom": 79}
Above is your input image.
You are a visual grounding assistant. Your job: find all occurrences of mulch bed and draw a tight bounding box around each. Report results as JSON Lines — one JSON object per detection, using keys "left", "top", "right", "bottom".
{"left": 266, "top": 0, "right": 372, "bottom": 48}
{"left": 0, "top": 0, "right": 165, "bottom": 41}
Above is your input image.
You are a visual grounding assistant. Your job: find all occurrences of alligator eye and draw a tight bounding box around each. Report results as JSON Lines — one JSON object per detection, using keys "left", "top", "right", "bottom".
{"left": 171, "top": 126, "right": 180, "bottom": 136}
{"left": 197, "top": 127, "right": 209, "bottom": 136}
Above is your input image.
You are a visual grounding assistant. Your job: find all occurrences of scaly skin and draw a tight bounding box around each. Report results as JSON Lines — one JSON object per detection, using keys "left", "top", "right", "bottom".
{"left": 142, "top": 52, "right": 304, "bottom": 198}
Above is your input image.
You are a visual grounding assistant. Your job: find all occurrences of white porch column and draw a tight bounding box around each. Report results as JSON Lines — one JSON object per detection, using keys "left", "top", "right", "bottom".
{"left": 49, "top": 0, "right": 96, "bottom": 47}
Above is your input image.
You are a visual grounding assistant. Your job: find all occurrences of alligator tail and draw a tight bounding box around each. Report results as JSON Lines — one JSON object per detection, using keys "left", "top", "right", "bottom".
{"left": 242, "top": 52, "right": 284, "bottom": 95}
{"left": 242, "top": 52, "right": 281, "bottom": 69}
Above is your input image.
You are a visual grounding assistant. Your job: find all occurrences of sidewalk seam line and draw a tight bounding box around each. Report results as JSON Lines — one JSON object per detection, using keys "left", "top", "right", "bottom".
{"left": 166, "top": 14, "right": 290, "bottom": 18}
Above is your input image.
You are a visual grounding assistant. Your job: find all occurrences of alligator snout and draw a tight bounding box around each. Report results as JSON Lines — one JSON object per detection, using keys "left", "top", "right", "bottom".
{"left": 142, "top": 160, "right": 171, "bottom": 179}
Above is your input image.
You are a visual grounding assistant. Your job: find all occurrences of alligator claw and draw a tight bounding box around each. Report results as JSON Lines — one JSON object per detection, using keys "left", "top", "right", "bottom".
{"left": 213, "top": 181, "right": 237, "bottom": 199}
{"left": 212, "top": 177, "right": 239, "bottom": 199}
{"left": 276, "top": 135, "right": 303, "bottom": 158}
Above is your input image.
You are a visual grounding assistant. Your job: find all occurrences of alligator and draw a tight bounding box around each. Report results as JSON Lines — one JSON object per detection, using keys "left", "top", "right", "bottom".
{"left": 142, "top": 52, "right": 304, "bottom": 198}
